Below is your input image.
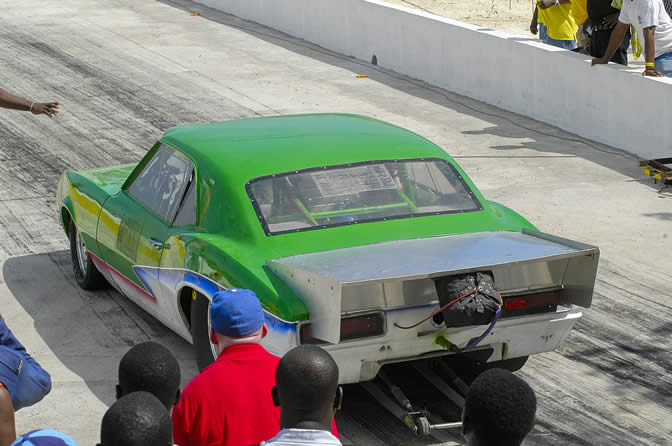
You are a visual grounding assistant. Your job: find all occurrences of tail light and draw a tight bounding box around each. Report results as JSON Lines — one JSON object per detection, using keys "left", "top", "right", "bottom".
{"left": 502, "top": 289, "right": 566, "bottom": 317}
{"left": 300, "top": 312, "right": 385, "bottom": 345}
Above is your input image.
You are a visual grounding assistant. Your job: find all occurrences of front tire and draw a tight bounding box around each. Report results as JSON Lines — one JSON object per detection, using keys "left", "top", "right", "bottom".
{"left": 69, "top": 220, "right": 106, "bottom": 289}
{"left": 191, "top": 293, "right": 217, "bottom": 371}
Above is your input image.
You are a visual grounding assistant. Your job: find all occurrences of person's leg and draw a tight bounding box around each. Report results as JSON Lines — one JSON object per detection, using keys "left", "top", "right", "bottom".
{"left": 654, "top": 52, "right": 672, "bottom": 77}
{"left": 0, "top": 318, "right": 51, "bottom": 411}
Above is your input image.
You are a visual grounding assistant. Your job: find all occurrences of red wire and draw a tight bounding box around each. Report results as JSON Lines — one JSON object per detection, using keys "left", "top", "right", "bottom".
{"left": 393, "top": 289, "right": 478, "bottom": 330}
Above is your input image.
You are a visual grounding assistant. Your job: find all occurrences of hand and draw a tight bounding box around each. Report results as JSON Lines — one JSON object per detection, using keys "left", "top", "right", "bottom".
{"left": 31, "top": 102, "right": 59, "bottom": 117}
{"left": 530, "top": 20, "right": 538, "bottom": 35}
{"left": 591, "top": 57, "right": 607, "bottom": 66}
{"left": 602, "top": 13, "right": 619, "bottom": 29}
{"left": 643, "top": 67, "right": 664, "bottom": 77}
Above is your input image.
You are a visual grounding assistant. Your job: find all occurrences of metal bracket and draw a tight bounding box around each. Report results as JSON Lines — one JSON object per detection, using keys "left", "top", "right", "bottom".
{"left": 361, "top": 366, "right": 465, "bottom": 437}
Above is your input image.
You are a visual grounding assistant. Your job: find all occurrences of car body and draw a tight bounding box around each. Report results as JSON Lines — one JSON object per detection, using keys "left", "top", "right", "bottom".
{"left": 56, "top": 114, "right": 599, "bottom": 383}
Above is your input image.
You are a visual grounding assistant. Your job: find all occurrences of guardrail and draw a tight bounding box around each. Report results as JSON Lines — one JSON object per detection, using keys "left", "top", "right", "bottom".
{"left": 195, "top": 0, "right": 672, "bottom": 160}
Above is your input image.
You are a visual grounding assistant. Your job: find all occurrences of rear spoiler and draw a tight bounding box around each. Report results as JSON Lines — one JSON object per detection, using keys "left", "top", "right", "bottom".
{"left": 268, "top": 229, "right": 599, "bottom": 344}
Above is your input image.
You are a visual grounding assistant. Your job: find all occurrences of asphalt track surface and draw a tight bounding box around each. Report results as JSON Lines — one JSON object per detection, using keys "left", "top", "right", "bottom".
{"left": 0, "top": 0, "right": 671, "bottom": 445}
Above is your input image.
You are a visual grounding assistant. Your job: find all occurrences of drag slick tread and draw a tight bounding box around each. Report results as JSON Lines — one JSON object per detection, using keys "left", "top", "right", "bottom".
{"left": 191, "top": 292, "right": 216, "bottom": 371}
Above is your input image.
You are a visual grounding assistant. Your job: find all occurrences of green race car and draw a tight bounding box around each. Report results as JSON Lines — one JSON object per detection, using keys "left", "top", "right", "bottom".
{"left": 56, "top": 114, "right": 599, "bottom": 383}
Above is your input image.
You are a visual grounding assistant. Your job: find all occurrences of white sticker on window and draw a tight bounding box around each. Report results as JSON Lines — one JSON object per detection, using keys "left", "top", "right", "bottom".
{"left": 310, "top": 165, "right": 397, "bottom": 197}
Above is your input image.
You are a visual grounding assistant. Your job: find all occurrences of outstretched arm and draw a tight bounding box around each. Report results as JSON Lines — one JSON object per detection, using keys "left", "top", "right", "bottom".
{"left": 0, "top": 88, "right": 59, "bottom": 117}
{"left": 0, "top": 386, "right": 16, "bottom": 446}
{"left": 591, "top": 22, "right": 629, "bottom": 65}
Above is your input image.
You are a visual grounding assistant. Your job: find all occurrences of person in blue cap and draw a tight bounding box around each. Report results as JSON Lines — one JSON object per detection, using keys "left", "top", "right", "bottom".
{"left": 0, "top": 316, "right": 52, "bottom": 411}
{"left": 171, "top": 288, "right": 282, "bottom": 446}
{"left": 10, "top": 429, "right": 78, "bottom": 446}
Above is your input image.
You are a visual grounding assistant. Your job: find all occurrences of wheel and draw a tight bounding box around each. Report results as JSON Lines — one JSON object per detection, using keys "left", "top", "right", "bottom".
{"left": 69, "top": 220, "right": 106, "bottom": 289}
{"left": 191, "top": 292, "right": 218, "bottom": 371}
{"left": 415, "top": 416, "right": 431, "bottom": 437}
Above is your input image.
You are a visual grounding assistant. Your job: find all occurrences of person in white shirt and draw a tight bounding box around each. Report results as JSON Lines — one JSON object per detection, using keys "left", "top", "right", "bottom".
{"left": 260, "top": 346, "right": 343, "bottom": 446}
{"left": 592, "top": 0, "right": 672, "bottom": 76}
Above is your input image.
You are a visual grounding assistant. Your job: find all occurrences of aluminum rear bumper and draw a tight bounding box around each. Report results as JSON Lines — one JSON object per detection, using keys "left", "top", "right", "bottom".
{"left": 326, "top": 306, "right": 582, "bottom": 384}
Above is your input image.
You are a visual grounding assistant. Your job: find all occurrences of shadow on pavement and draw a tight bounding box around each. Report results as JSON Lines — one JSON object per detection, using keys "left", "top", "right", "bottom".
{"left": 2, "top": 250, "right": 198, "bottom": 407}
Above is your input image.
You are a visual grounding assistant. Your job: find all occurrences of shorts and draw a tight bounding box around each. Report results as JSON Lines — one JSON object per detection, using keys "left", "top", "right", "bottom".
{"left": 539, "top": 23, "right": 577, "bottom": 50}
{"left": 655, "top": 52, "right": 672, "bottom": 77}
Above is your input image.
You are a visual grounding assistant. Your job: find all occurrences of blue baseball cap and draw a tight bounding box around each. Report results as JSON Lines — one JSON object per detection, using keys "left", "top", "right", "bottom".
{"left": 11, "top": 429, "right": 78, "bottom": 446}
{"left": 210, "top": 289, "right": 265, "bottom": 338}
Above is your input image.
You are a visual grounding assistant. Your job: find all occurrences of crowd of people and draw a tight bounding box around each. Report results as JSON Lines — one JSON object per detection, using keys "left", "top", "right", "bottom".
{"left": 0, "top": 288, "right": 539, "bottom": 446}
{"left": 530, "top": 0, "right": 672, "bottom": 77}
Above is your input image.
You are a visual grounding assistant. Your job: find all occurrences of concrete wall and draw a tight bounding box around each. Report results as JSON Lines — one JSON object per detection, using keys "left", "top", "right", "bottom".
{"left": 195, "top": 0, "right": 672, "bottom": 160}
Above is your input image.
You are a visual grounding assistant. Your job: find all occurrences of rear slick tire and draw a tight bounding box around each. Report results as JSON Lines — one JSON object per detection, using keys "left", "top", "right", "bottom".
{"left": 191, "top": 293, "right": 217, "bottom": 371}
{"left": 69, "top": 220, "right": 106, "bottom": 290}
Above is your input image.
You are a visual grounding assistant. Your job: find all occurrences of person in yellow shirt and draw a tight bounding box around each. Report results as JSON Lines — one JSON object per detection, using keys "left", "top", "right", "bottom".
{"left": 530, "top": 0, "right": 578, "bottom": 50}
{"left": 574, "top": 0, "right": 591, "bottom": 51}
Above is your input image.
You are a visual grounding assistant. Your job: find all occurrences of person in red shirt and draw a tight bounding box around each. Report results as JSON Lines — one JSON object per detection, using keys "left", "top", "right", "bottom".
{"left": 171, "top": 288, "right": 283, "bottom": 446}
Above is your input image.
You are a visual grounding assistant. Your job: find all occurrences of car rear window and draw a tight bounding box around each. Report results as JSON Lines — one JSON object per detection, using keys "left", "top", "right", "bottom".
{"left": 246, "top": 159, "right": 483, "bottom": 235}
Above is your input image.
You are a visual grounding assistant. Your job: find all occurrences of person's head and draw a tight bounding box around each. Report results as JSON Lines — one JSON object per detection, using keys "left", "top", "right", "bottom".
{"left": 116, "top": 341, "right": 181, "bottom": 410}
{"left": 99, "top": 392, "right": 172, "bottom": 446}
{"left": 209, "top": 288, "right": 267, "bottom": 355}
{"left": 11, "top": 429, "right": 78, "bottom": 446}
{"left": 272, "top": 345, "right": 342, "bottom": 431}
{"left": 462, "top": 368, "right": 537, "bottom": 446}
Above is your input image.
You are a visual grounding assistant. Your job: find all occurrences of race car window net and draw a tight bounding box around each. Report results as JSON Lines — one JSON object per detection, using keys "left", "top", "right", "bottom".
{"left": 127, "top": 144, "right": 194, "bottom": 223}
{"left": 246, "top": 158, "right": 483, "bottom": 235}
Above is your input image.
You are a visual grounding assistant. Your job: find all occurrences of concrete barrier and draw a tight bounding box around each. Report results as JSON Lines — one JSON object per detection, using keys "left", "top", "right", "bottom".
{"left": 195, "top": 0, "right": 672, "bottom": 160}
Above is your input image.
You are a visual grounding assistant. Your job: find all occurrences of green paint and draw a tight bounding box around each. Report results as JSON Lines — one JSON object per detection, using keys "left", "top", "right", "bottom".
{"left": 435, "top": 335, "right": 456, "bottom": 351}
{"left": 57, "top": 114, "right": 536, "bottom": 324}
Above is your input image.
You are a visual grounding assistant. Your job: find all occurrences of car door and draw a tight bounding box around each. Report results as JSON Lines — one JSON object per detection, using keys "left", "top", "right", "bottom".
{"left": 96, "top": 143, "right": 194, "bottom": 314}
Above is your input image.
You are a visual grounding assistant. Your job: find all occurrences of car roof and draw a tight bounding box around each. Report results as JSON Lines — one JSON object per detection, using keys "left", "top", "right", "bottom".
{"left": 160, "top": 114, "right": 450, "bottom": 183}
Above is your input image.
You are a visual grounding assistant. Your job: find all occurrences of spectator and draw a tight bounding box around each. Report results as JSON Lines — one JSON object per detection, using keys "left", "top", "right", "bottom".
{"left": 586, "top": 0, "right": 631, "bottom": 65}
{"left": 0, "top": 88, "right": 59, "bottom": 117}
{"left": 171, "top": 289, "right": 283, "bottom": 446}
{"left": 0, "top": 386, "right": 15, "bottom": 446}
{"left": 0, "top": 316, "right": 52, "bottom": 411}
{"left": 592, "top": 0, "right": 672, "bottom": 76}
{"left": 530, "top": 0, "right": 578, "bottom": 50}
{"left": 11, "top": 429, "right": 78, "bottom": 446}
{"left": 574, "top": 0, "right": 592, "bottom": 53}
{"left": 261, "top": 345, "right": 343, "bottom": 446}
{"left": 99, "top": 392, "right": 172, "bottom": 446}
{"left": 665, "top": 0, "right": 672, "bottom": 19}
{"left": 462, "top": 368, "right": 537, "bottom": 446}
{"left": 117, "top": 341, "right": 181, "bottom": 411}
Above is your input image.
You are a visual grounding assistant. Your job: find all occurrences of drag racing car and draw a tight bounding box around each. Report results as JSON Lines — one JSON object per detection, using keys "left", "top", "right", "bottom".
{"left": 56, "top": 114, "right": 599, "bottom": 385}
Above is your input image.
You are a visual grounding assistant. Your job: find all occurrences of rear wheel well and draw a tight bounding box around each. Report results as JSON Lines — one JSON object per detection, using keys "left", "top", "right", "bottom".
{"left": 179, "top": 287, "right": 194, "bottom": 329}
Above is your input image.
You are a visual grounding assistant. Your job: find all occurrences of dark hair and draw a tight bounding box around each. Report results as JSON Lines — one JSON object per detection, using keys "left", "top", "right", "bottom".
{"left": 276, "top": 345, "right": 339, "bottom": 415}
{"left": 463, "top": 368, "right": 537, "bottom": 446}
{"left": 118, "top": 341, "right": 180, "bottom": 409}
{"left": 100, "top": 391, "right": 172, "bottom": 446}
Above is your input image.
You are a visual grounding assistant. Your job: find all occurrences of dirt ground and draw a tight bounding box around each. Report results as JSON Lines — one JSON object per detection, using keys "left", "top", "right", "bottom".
{"left": 382, "top": 0, "right": 536, "bottom": 34}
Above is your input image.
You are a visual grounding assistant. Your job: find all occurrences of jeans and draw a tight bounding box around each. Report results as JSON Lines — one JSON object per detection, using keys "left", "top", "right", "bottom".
{"left": 0, "top": 317, "right": 52, "bottom": 410}
{"left": 539, "top": 23, "right": 577, "bottom": 50}
{"left": 655, "top": 52, "right": 672, "bottom": 77}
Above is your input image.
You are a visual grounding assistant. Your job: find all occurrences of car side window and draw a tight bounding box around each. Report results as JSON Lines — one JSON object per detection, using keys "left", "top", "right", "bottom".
{"left": 173, "top": 171, "right": 197, "bottom": 226}
{"left": 127, "top": 144, "right": 193, "bottom": 222}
